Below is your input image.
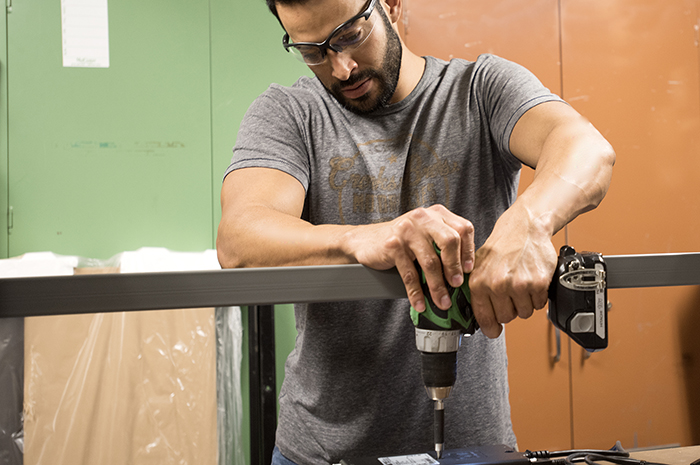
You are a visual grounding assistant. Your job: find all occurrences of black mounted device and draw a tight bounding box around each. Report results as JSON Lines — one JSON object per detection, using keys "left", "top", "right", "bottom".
{"left": 548, "top": 245, "right": 608, "bottom": 351}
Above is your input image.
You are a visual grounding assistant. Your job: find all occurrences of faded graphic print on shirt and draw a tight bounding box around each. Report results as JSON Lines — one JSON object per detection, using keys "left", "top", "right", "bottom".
{"left": 328, "top": 135, "right": 460, "bottom": 224}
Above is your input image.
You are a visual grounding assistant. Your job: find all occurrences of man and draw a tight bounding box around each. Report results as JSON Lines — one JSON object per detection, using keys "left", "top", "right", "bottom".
{"left": 217, "top": 0, "right": 615, "bottom": 463}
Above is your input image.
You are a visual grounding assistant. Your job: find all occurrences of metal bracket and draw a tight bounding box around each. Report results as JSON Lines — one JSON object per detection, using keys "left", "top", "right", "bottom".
{"left": 559, "top": 268, "right": 607, "bottom": 291}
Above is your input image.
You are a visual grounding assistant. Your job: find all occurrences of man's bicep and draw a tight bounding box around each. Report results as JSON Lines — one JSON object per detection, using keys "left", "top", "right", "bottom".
{"left": 509, "top": 100, "right": 585, "bottom": 169}
{"left": 221, "top": 167, "right": 306, "bottom": 219}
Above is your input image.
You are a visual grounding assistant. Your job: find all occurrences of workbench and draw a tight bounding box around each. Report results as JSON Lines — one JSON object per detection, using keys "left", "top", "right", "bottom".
{"left": 631, "top": 445, "right": 700, "bottom": 465}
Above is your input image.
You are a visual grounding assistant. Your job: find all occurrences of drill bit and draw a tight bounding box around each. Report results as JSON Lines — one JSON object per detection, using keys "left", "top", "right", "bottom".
{"left": 434, "top": 399, "right": 445, "bottom": 459}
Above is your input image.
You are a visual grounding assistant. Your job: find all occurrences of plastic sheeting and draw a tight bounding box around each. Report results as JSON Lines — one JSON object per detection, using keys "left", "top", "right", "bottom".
{"left": 0, "top": 249, "right": 244, "bottom": 465}
{"left": 0, "top": 317, "right": 23, "bottom": 465}
{"left": 0, "top": 252, "right": 79, "bottom": 465}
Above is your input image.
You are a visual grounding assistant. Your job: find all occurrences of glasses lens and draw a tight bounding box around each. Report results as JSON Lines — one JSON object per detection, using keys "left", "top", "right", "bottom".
{"left": 283, "top": 0, "right": 376, "bottom": 66}
{"left": 288, "top": 44, "right": 325, "bottom": 65}
{"left": 329, "top": 14, "right": 376, "bottom": 52}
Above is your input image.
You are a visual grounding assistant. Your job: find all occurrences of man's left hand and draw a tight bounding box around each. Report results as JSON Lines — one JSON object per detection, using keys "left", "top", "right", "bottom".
{"left": 467, "top": 205, "right": 558, "bottom": 339}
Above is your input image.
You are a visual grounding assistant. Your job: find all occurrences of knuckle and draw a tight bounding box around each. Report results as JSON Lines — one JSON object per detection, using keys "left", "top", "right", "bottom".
{"left": 392, "top": 218, "right": 412, "bottom": 235}
{"left": 383, "top": 234, "right": 403, "bottom": 252}
{"left": 427, "top": 204, "right": 446, "bottom": 213}
{"left": 490, "top": 276, "right": 509, "bottom": 295}
{"left": 511, "top": 279, "right": 529, "bottom": 295}
{"left": 406, "top": 287, "right": 422, "bottom": 302}
{"left": 455, "top": 221, "right": 475, "bottom": 238}
{"left": 468, "top": 272, "right": 485, "bottom": 291}
{"left": 407, "top": 207, "right": 429, "bottom": 222}
{"left": 441, "top": 230, "right": 461, "bottom": 249}
{"left": 402, "top": 267, "right": 419, "bottom": 287}
{"left": 422, "top": 254, "right": 441, "bottom": 272}
{"left": 514, "top": 302, "right": 533, "bottom": 319}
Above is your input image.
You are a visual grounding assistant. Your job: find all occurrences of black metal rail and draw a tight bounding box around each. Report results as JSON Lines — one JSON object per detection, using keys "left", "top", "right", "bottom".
{"left": 2, "top": 254, "right": 700, "bottom": 318}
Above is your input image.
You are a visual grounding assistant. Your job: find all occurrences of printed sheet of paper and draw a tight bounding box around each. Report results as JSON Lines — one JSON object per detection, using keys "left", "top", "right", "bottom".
{"left": 378, "top": 453, "right": 439, "bottom": 465}
{"left": 61, "top": 0, "right": 110, "bottom": 68}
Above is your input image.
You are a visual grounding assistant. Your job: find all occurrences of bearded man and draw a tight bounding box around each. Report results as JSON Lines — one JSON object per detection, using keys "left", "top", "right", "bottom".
{"left": 217, "top": 0, "right": 615, "bottom": 463}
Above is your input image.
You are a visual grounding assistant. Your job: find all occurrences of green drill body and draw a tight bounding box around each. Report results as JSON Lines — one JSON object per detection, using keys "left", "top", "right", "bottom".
{"left": 410, "top": 248, "right": 479, "bottom": 459}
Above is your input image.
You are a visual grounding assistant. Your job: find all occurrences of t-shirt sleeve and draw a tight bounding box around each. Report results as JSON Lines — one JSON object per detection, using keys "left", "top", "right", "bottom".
{"left": 472, "top": 54, "right": 564, "bottom": 164}
{"left": 224, "top": 85, "right": 311, "bottom": 191}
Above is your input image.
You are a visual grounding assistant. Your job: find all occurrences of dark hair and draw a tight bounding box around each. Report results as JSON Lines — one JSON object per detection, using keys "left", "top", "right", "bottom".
{"left": 266, "top": 0, "right": 309, "bottom": 25}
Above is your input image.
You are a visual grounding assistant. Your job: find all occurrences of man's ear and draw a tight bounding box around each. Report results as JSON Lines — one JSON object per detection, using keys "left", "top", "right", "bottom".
{"left": 382, "top": 0, "right": 402, "bottom": 24}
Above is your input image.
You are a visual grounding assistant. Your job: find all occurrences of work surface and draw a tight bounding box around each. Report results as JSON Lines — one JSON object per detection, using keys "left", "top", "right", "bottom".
{"left": 630, "top": 446, "right": 700, "bottom": 465}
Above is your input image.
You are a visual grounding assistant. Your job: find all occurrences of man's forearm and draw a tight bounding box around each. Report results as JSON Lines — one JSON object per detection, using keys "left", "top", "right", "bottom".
{"left": 508, "top": 101, "right": 616, "bottom": 237}
{"left": 216, "top": 206, "right": 354, "bottom": 269}
{"left": 517, "top": 117, "right": 615, "bottom": 236}
{"left": 468, "top": 103, "right": 615, "bottom": 338}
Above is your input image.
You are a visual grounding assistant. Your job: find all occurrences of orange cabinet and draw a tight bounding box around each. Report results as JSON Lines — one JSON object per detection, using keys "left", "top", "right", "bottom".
{"left": 561, "top": 0, "right": 700, "bottom": 449}
{"left": 402, "top": 0, "right": 700, "bottom": 451}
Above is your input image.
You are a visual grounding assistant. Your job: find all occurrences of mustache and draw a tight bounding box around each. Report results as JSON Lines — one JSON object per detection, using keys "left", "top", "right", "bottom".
{"left": 332, "top": 69, "right": 380, "bottom": 93}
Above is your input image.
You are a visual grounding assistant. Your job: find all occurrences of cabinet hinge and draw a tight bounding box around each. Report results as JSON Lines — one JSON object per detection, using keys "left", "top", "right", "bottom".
{"left": 6, "top": 0, "right": 11, "bottom": 14}
{"left": 7, "top": 206, "right": 13, "bottom": 234}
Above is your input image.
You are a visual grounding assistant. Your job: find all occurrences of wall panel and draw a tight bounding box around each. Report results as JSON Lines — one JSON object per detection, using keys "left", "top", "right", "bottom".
{"left": 561, "top": 0, "right": 700, "bottom": 448}
{"left": 7, "top": 0, "right": 213, "bottom": 259}
{"left": 1, "top": 7, "right": 7, "bottom": 259}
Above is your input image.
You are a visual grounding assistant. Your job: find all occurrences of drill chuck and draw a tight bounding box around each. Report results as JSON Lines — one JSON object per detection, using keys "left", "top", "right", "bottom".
{"left": 414, "top": 328, "right": 462, "bottom": 353}
{"left": 420, "top": 351, "right": 458, "bottom": 399}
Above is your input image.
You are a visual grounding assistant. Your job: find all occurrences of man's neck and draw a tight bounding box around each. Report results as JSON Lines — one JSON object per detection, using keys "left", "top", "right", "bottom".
{"left": 391, "top": 50, "right": 427, "bottom": 104}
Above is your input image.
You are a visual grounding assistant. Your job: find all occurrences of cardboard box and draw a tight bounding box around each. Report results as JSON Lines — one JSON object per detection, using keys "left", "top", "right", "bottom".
{"left": 23, "top": 303, "right": 217, "bottom": 465}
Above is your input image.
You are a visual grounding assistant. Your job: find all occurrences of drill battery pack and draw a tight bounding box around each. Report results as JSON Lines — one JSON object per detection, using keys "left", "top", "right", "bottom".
{"left": 548, "top": 245, "right": 608, "bottom": 351}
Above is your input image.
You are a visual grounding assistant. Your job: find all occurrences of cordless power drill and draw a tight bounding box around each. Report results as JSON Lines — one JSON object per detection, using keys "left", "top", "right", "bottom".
{"left": 410, "top": 245, "right": 608, "bottom": 459}
{"left": 409, "top": 248, "right": 478, "bottom": 459}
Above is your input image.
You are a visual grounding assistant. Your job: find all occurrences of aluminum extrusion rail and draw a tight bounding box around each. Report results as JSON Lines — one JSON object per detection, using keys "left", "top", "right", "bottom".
{"left": 1, "top": 253, "right": 699, "bottom": 318}
{"left": 605, "top": 253, "right": 700, "bottom": 288}
{"left": 0, "top": 265, "right": 406, "bottom": 318}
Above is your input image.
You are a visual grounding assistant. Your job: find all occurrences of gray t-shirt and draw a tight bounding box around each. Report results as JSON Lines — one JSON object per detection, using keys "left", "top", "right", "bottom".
{"left": 226, "top": 54, "right": 562, "bottom": 464}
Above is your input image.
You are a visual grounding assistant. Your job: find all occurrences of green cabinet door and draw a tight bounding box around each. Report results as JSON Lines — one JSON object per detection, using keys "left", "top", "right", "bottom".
{"left": 8, "top": 0, "right": 214, "bottom": 259}
{"left": 0, "top": 7, "right": 7, "bottom": 259}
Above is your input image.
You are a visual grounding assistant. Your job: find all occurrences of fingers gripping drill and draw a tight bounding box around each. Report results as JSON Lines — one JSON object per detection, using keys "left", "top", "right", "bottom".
{"left": 410, "top": 246, "right": 608, "bottom": 459}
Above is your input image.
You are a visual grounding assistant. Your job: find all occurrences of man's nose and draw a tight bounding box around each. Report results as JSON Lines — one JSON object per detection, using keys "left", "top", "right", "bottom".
{"left": 328, "top": 50, "right": 357, "bottom": 81}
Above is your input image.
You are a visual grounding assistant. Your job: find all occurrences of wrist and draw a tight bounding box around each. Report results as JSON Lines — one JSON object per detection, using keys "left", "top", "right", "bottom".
{"left": 498, "top": 199, "right": 558, "bottom": 241}
{"left": 336, "top": 225, "right": 364, "bottom": 264}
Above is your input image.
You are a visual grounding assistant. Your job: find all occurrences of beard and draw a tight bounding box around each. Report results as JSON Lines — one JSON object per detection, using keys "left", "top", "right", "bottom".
{"left": 328, "top": 6, "right": 403, "bottom": 115}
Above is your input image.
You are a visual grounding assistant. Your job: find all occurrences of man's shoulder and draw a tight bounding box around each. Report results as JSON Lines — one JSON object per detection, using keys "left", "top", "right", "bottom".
{"left": 425, "top": 54, "right": 538, "bottom": 92}
{"left": 260, "top": 75, "right": 325, "bottom": 102}
{"left": 426, "top": 53, "right": 516, "bottom": 73}
{"left": 248, "top": 75, "right": 334, "bottom": 118}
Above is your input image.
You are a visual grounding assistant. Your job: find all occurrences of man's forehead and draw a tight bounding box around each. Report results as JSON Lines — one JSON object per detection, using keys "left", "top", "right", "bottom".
{"left": 277, "top": 0, "right": 368, "bottom": 41}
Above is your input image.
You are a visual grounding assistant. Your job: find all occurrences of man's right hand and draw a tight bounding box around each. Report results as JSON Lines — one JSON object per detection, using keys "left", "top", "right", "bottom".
{"left": 342, "top": 204, "right": 475, "bottom": 313}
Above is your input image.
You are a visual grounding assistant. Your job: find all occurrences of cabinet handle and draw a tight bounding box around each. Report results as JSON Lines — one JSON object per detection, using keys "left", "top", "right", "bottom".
{"left": 552, "top": 326, "right": 561, "bottom": 363}
{"left": 583, "top": 348, "right": 592, "bottom": 361}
